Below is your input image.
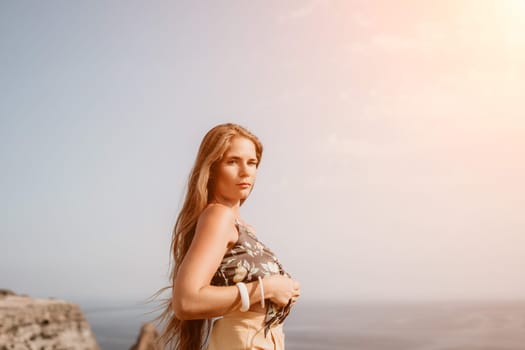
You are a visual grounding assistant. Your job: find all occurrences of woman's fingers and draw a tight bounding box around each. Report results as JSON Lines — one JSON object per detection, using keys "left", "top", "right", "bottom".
{"left": 290, "top": 281, "right": 300, "bottom": 298}
{"left": 290, "top": 279, "right": 301, "bottom": 305}
{"left": 293, "top": 280, "right": 301, "bottom": 290}
{"left": 267, "top": 275, "right": 301, "bottom": 307}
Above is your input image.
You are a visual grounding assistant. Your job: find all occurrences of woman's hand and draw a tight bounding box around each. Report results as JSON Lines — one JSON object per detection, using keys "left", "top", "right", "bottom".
{"left": 264, "top": 274, "right": 301, "bottom": 307}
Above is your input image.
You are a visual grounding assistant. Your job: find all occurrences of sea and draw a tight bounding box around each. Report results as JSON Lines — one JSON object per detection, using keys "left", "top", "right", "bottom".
{"left": 80, "top": 299, "right": 525, "bottom": 350}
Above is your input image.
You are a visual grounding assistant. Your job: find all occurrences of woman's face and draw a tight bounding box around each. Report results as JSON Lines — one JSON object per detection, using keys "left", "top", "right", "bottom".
{"left": 210, "top": 136, "right": 258, "bottom": 206}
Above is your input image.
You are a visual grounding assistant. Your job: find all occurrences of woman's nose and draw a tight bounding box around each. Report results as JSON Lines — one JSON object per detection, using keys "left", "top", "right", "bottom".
{"left": 239, "top": 165, "right": 248, "bottom": 176}
{"left": 239, "top": 163, "right": 252, "bottom": 177}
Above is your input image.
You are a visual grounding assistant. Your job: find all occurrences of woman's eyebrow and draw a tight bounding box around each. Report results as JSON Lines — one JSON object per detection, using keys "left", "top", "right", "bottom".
{"left": 224, "top": 155, "right": 258, "bottom": 161}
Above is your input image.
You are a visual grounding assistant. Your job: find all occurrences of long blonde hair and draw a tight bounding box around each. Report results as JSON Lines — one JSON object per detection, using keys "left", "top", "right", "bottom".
{"left": 150, "top": 123, "right": 263, "bottom": 350}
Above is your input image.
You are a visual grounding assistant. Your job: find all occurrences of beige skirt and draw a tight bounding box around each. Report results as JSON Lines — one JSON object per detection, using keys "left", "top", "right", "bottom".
{"left": 206, "top": 310, "right": 285, "bottom": 350}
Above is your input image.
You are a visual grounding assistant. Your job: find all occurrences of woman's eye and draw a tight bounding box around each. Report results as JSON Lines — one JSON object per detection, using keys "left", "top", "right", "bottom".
{"left": 225, "top": 159, "right": 257, "bottom": 166}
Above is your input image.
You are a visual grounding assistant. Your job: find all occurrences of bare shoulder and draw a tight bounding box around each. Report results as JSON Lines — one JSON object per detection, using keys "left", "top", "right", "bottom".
{"left": 196, "top": 204, "right": 238, "bottom": 243}
{"left": 199, "top": 203, "right": 236, "bottom": 224}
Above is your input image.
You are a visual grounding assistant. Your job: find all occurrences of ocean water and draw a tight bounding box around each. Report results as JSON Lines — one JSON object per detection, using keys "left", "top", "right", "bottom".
{"left": 81, "top": 300, "right": 525, "bottom": 350}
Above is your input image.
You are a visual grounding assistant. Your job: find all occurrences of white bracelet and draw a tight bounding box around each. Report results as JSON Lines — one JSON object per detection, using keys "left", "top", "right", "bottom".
{"left": 257, "top": 276, "right": 265, "bottom": 308}
{"left": 236, "top": 282, "right": 250, "bottom": 312}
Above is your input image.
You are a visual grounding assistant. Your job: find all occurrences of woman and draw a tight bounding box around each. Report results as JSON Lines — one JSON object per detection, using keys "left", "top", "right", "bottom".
{"left": 154, "top": 123, "right": 301, "bottom": 350}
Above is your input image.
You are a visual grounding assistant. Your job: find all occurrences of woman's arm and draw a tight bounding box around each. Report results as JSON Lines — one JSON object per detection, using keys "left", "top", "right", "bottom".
{"left": 172, "top": 204, "right": 300, "bottom": 320}
{"left": 172, "top": 205, "right": 259, "bottom": 320}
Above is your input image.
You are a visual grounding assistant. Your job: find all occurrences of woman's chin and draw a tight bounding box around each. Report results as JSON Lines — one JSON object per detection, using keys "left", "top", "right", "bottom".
{"left": 239, "top": 192, "right": 251, "bottom": 201}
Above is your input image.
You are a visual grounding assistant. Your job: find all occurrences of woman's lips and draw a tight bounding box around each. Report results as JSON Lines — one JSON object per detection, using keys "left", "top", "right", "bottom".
{"left": 237, "top": 183, "right": 251, "bottom": 188}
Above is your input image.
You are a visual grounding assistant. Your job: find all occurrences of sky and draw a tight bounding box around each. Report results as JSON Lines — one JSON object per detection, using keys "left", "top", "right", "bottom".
{"left": 1, "top": 0, "right": 524, "bottom": 304}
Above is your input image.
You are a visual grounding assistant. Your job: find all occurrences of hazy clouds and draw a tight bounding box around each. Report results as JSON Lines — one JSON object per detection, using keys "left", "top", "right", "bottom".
{"left": 1, "top": 0, "right": 524, "bottom": 303}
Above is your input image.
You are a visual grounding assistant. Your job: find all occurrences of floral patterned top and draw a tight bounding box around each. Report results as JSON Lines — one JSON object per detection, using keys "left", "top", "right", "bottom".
{"left": 211, "top": 219, "right": 293, "bottom": 337}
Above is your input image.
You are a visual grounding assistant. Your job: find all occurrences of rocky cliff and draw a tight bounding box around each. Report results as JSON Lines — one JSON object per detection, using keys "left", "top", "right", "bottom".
{"left": 129, "top": 323, "right": 159, "bottom": 350}
{"left": 0, "top": 289, "right": 100, "bottom": 350}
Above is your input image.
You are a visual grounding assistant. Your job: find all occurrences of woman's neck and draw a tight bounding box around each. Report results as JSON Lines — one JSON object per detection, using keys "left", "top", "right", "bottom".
{"left": 208, "top": 198, "right": 241, "bottom": 218}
